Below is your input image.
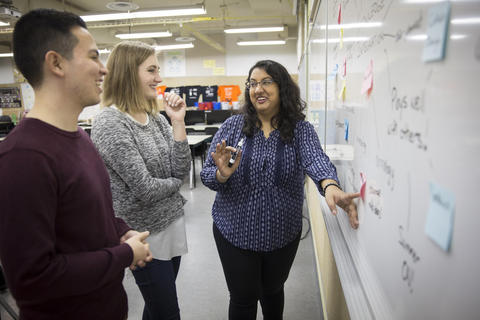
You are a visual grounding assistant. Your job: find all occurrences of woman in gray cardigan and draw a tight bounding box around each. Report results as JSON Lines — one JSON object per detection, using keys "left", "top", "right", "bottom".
{"left": 91, "top": 41, "right": 191, "bottom": 320}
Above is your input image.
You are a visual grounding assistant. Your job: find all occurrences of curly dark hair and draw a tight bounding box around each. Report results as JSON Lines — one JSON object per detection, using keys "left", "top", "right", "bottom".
{"left": 242, "top": 60, "right": 306, "bottom": 143}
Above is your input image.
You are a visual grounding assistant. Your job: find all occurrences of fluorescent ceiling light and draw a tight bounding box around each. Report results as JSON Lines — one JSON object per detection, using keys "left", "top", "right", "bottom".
{"left": 320, "top": 22, "right": 382, "bottom": 30}
{"left": 311, "top": 37, "right": 370, "bottom": 44}
{"left": 450, "top": 34, "right": 468, "bottom": 40}
{"left": 99, "top": 49, "right": 111, "bottom": 54}
{"left": 451, "top": 17, "right": 480, "bottom": 25}
{"left": 154, "top": 43, "right": 194, "bottom": 50}
{"left": 237, "top": 40, "right": 286, "bottom": 46}
{"left": 225, "top": 26, "right": 284, "bottom": 34}
{"left": 406, "top": 34, "right": 428, "bottom": 40}
{"left": 0, "top": 21, "right": 9, "bottom": 26}
{"left": 403, "top": 0, "right": 479, "bottom": 3}
{"left": 81, "top": 6, "right": 206, "bottom": 22}
{"left": 116, "top": 31, "right": 172, "bottom": 39}
{"left": 406, "top": 33, "right": 468, "bottom": 40}
{"left": 402, "top": 0, "right": 447, "bottom": 3}
{"left": 0, "top": 53, "right": 13, "bottom": 57}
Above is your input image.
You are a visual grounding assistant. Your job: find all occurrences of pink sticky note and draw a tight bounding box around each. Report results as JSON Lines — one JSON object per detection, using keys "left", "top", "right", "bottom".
{"left": 360, "top": 172, "right": 367, "bottom": 202}
{"left": 338, "top": 4, "right": 342, "bottom": 24}
{"left": 361, "top": 60, "right": 374, "bottom": 96}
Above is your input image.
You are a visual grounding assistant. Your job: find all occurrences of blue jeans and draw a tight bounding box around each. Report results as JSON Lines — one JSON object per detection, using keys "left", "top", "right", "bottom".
{"left": 132, "top": 257, "right": 181, "bottom": 320}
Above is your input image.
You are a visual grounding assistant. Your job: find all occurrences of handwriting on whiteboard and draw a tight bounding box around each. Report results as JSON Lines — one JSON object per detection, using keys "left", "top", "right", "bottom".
{"left": 387, "top": 120, "right": 428, "bottom": 151}
{"left": 399, "top": 225, "right": 421, "bottom": 293}
{"left": 376, "top": 156, "right": 395, "bottom": 190}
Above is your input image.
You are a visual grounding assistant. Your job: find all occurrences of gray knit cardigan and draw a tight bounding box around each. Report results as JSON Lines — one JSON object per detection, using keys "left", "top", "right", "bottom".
{"left": 91, "top": 107, "right": 191, "bottom": 233}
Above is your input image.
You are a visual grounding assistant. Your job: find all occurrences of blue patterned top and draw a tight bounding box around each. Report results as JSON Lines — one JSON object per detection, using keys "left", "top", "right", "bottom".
{"left": 200, "top": 115, "right": 339, "bottom": 251}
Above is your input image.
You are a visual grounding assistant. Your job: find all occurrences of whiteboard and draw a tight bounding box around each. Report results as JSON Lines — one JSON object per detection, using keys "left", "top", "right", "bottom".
{"left": 305, "top": 0, "right": 480, "bottom": 319}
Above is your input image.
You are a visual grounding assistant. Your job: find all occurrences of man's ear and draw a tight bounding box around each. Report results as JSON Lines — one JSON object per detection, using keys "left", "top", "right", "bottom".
{"left": 44, "top": 50, "right": 65, "bottom": 77}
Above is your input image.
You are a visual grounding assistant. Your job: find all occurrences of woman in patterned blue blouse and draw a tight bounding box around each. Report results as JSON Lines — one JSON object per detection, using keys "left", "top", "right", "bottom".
{"left": 200, "top": 60, "right": 360, "bottom": 320}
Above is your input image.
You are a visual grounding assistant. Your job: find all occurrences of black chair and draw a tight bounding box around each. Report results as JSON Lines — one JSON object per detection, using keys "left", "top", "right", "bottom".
{"left": 186, "top": 127, "right": 204, "bottom": 136}
{"left": 204, "top": 126, "right": 219, "bottom": 136}
{"left": 203, "top": 126, "right": 219, "bottom": 160}
{"left": 0, "top": 116, "right": 14, "bottom": 137}
{"left": 205, "top": 110, "right": 231, "bottom": 124}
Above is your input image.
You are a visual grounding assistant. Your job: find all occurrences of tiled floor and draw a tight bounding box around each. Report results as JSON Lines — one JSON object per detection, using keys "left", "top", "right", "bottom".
{"left": 0, "top": 159, "right": 323, "bottom": 319}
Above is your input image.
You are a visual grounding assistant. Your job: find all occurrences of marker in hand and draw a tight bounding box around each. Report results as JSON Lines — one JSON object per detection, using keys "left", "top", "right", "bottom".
{"left": 228, "top": 138, "right": 244, "bottom": 167}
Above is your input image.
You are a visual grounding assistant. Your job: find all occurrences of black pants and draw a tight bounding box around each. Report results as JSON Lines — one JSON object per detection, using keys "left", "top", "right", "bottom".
{"left": 0, "top": 266, "right": 6, "bottom": 292}
{"left": 213, "top": 223, "right": 301, "bottom": 320}
{"left": 132, "top": 257, "right": 181, "bottom": 320}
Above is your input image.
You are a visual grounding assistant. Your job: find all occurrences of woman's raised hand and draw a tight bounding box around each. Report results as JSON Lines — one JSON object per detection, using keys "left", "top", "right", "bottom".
{"left": 164, "top": 92, "right": 186, "bottom": 122}
{"left": 211, "top": 140, "right": 242, "bottom": 182}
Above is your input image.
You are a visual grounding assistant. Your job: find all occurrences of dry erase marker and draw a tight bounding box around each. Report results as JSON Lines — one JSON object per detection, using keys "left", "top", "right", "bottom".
{"left": 228, "top": 138, "right": 244, "bottom": 167}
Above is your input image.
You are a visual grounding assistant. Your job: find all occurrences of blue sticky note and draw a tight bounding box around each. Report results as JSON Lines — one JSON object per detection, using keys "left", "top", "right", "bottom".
{"left": 422, "top": 2, "right": 451, "bottom": 62}
{"left": 425, "top": 182, "right": 455, "bottom": 251}
{"left": 328, "top": 64, "right": 339, "bottom": 80}
{"left": 344, "top": 119, "right": 349, "bottom": 141}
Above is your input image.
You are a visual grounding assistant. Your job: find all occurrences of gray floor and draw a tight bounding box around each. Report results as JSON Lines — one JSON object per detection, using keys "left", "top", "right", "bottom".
{"left": 0, "top": 158, "right": 323, "bottom": 320}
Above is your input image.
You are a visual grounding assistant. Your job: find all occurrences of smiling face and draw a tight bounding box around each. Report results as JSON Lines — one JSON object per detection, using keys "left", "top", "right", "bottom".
{"left": 138, "top": 54, "right": 162, "bottom": 100}
{"left": 248, "top": 67, "right": 280, "bottom": 119}
{"left": 64, "top": 26, "right": 108, "bottom": 107}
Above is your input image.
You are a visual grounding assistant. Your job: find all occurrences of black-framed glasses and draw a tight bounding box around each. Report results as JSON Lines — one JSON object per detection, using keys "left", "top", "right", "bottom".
{"left": 245, "top": 78, "right": 275, "bottom": 90}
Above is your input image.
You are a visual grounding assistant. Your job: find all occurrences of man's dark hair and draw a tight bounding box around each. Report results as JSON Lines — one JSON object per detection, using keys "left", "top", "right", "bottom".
{"left": 242, "top": 60, "right": 306, "bottom": 143}
{"left": 13, "top": 9, "right": 87, "bottom": 88}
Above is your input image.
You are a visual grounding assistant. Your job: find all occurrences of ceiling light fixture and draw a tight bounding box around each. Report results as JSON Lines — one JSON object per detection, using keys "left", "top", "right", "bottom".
{"left": 0, "top": 21, "right": 9, "bottom": 26}
{"left": 237, "top": 40, "right": 286, "bottom": 46}
{"left": 319, "top": 22, "right": 382, "bottom": 30}
{"left": 175, "top": 36, "right": 196, "bottom": 42}
{"left": 311, "top": 37, "right": 370, "bottom": 44}
{"left": 115, "top": 31, "right": 172, "bottom": 39}
{"left": 406, "top": 34, "right": 468, "bottom": 41}
{"left": 81, "top": 5, "right": 206, "bottom": 22}
{"left": 0, "top": 53, "right": 13, "bottom": 57}
{"left": 154, "top": 43, "right": 194, "bottom": 51}
{"left": 225, "top": 26, "right": 284, "bottom": 34}
{"left": 106, "top": 1, "right": 140, "bottom": 11}
{"left": 451, "top": 17, "right": 480, "bottom": 25}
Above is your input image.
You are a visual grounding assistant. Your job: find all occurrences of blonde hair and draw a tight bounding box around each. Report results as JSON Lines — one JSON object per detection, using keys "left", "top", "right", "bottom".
{"left": 102, "top": 41, "right": 160, "bottom": 114}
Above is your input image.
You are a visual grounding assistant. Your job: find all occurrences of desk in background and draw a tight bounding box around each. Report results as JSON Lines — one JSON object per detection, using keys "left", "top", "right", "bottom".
{"left": 185, "top": 123, "right": 221, "bottom": 131}
{"left": 187, "top": 135, "right": 211, "bottom": 189}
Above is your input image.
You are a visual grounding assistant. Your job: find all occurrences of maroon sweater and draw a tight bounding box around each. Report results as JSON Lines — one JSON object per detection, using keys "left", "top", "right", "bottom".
{"left": 0, "top": 118, "right": 133, "bottom": 320}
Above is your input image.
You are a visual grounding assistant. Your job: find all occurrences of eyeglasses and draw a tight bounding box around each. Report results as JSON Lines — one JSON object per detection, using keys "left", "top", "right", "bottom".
{"left": 245, "top": 78, "right": 275, "bottom": 90}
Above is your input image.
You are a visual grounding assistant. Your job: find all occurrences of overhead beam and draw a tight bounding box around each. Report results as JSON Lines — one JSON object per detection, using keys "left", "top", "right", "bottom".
{"left": 182, "top": 23, "right": 225, "bottom": 53}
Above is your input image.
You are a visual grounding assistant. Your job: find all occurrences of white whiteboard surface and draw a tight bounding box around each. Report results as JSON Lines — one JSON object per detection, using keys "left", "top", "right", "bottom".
{"left": 306, "top": 0, "right": 480, "bottom": 319}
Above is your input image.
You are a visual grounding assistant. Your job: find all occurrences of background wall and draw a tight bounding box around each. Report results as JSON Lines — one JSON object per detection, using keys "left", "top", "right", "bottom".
{"left": 0, "top": 59, "right": 14, "bottom": 84}
{"left": 0, "top": 31, "right": 297, "bottom": 120}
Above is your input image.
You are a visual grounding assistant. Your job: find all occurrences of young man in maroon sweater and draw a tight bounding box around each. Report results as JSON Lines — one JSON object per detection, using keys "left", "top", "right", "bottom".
{"left": 0, "top": 9, "right": 152, "bottom": 319}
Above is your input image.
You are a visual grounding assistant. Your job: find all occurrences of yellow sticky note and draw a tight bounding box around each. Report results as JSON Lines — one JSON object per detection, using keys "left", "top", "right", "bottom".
{"left": 340, "top": 29, "right": 344, "bottom": 49}
{"left": 203, "top": 60, "right": 216, "bottom": 68}
{"left": 338, "top": 79, "right": 346, "bottom": 101}
{"left": 213, "top": 67, "right": 225, "bottom": 75}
